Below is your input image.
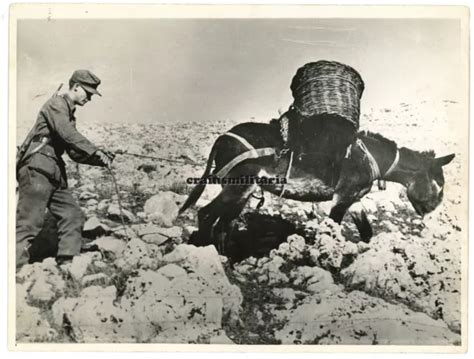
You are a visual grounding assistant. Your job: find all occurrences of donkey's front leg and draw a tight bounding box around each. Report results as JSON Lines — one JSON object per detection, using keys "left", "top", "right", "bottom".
{"left": 348, "top": 202, "right": 373, "bottom": 243}
{"left": 328, "top": 194, "right": 354, "bottom": 224}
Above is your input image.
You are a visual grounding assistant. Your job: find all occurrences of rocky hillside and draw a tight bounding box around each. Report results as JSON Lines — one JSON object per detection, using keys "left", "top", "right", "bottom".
{"left": 16, "top": 100, "right": 465, "bottom": 345}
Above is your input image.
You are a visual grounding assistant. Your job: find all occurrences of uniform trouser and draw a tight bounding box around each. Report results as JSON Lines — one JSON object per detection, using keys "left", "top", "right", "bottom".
{"left": 16, "top": 166, "right": 85, "bottom": 270}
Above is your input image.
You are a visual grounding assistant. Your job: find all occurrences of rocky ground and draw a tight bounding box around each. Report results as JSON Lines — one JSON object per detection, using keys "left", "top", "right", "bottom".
{"left": 16, "top": 100, "right": 465, "bottom": 345}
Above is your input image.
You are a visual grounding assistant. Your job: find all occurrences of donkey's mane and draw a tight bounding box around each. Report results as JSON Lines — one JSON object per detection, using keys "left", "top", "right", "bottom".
{"left": 359, "top": 130, "right": 436, "bottom": 158}
{"left": 358, "top": 130, "right": 397, "bottom": 151}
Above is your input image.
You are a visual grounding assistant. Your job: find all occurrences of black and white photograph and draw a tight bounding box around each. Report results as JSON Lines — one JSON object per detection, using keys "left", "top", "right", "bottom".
{"left": 8, "top": 4, "right": 468, "bottom": 351}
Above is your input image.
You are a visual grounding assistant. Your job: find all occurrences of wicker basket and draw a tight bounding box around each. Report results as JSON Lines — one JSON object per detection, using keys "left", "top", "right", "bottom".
{"left": 290, "top": 60, "right": 365, "bottom": 128}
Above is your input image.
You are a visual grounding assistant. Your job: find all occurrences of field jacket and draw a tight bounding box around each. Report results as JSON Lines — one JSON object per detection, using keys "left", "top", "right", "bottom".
{"left": 18, "top": 94, "right": 103, "bottom": 187}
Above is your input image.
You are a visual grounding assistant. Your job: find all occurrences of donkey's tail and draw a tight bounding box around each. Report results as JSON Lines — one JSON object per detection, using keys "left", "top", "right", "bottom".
{"left": 179, "top": 141, "right": 218, "bottom": 214}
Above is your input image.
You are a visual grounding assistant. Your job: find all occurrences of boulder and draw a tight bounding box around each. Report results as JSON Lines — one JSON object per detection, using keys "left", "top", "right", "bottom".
{"left": 314, "top": 219, "right": 346, "bottom": 270}
{"left": 274, "top": 290, "right": 459, "bottom": 345}
{"left": 290, "top": 266, "right": 339, "bottom": 295}
{"left": 52, "top": 286, "right": 137, "bottom": 343}
{"left": 120, "top": 266, "right": 234, "bottom": 343}
{"left": 17, "top": 258, "right": 65, "bottom": 305}
{"left": 114, "top": 237, "right": 159, "bottom": 271}
{"left": 16, "top": 300, "right": 57, "bottom": 342}
{"left": 162, "top": 244, "right": 243, "bottom": 318}
{"left": 143, "top": 192, "right": 180, "bottom": 227}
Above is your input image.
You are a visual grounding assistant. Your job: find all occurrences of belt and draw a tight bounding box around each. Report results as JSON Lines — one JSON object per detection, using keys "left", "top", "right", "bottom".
{"left": 22, "top": 137, "right": 54, "bottom": 164}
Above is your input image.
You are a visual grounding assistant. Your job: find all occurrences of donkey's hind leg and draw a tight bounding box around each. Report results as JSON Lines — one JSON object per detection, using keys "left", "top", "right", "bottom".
{"left": 212, "top": 184, "right": 257, "bottom": 255}
{"left": 193, "top": 194, "right": 225, "bottom": 247}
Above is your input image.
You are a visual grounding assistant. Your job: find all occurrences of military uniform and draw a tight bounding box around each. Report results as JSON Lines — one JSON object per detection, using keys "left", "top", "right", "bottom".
{"left": 16, "top": 70, "right": 108, "bottom": 270}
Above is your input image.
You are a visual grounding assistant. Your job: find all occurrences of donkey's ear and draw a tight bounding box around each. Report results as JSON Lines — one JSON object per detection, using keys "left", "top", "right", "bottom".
{"left": 434, "top": 154, "right": 455, "bottom": 167}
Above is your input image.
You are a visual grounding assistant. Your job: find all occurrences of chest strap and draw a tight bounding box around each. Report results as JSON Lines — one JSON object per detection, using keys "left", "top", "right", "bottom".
{"left": 356, "top": 139, "right": 400, "bottom": 187}
{"left": 356, "top": 139, "right": 381, "bottom": 182}
{"left": 384, "top": 149, "right": 400, "bottom": 177}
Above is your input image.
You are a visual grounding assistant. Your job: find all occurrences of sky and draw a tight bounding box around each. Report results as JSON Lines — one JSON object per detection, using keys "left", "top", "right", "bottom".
{"left": 16, "top": 18, "right": 463, "bottom": 139}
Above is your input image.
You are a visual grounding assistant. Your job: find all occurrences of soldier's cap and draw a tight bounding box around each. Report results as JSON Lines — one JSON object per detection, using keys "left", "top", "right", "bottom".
{"left": 70, "top": 69, "right": 102, "bottom": 96}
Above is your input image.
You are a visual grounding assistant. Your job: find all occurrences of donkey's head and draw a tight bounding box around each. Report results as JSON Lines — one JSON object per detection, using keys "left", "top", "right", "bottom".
{"left": 406, "top": 153, "right": 455, "bottom": 216}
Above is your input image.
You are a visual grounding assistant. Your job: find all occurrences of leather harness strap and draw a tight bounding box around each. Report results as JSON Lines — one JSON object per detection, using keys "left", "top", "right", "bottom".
{"left": 216, "top": 131, "right": 400, "bottom": 192}
{"left": 384, "top": 149, "right": 400, "bottom": 177}
{"left": 221, "top": 132, "right": 256, "bottom": 152}
{"left": 356, "top": 139, "right": 381, "bottom": 181}
{"left": 356, "top": 138, "right": 400, "bottom": 183}
{"left": 214, "top": 147, "right": 276, "bottom": 179}
{"left": 215, "top": 132, "right": 276, "bottom": 178}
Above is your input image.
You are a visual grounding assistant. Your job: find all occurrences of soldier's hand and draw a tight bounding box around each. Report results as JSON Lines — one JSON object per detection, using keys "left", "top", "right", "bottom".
{"left": 96, "top": 150, "right": 113, "bottom": 168}
{"left": 102, "top": 150, "right": 116, "bottom": 161}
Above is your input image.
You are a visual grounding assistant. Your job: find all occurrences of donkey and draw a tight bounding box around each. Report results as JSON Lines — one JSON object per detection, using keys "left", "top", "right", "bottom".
{"left": 179, "top": 119, "right": 455, "bottom": 252}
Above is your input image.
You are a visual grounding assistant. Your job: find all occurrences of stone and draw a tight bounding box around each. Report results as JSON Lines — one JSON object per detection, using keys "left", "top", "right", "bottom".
{"left": 97, "top": 199, "right": 111, "bottom": 211}
{"left": 357, "top": 241, "right": 371, "bottom": 254}
{"left": 111, "top": 225, "right": 135, "bottom": 239}
{"left": 93, "top": 260, "right": 108, "bottom": 269}
{"left": 290, "top": 266, "right": 339, "bottom": 295}
{"left": 134, "top": 224, "right": 183, "bottom": 245}
{"left": 381, "top": 220, "right": 399, "bottom": 233}
{"left": 272, "top": 288, "right": 301, "bottom": 309}
{"left": 107, "top": 204, "right": 135, "bottom": 223}
{"left": 378, "top": 200, "right": 396, "bottom": 213}
{"left": 343, "top": 241, "right": 359, "bottom": 256}
{"left": 316, "top": 233, "right": 345, "bottom": 270}
{"left": 274, "top": 290, "right": 459, "bottom": 345}
{"left": 86, "top": 198, "right": 98, "bottom": 207}
{"left": 16, "top": 301, "right": 57, "bottom": 342}
{"left": 119, "top": 266, "right": 233, "bottom": 342}
{"left": 83, "top": 216, "right": 111, "bottom": 239}
{"left": 69, "top": 254, "right": 94, "bottom": 281}
{"left": 28, "top": 277, "right": 57, "bottom": 303}
{"left": 90, "top": 236, "right": 126, "bottom": 257}
{"left": 341, "top": 233, "right": 415, "bottom": 300}
{"left": 52, "top": 286, "right": 137, "bottom": 343}
{"left": 144, "top": 192, "right": 180, "bottom": 227}
{"left": 359, "top": 198, "right": 378, "bottom": 213}
{"left": 79, "top": 191, "right": 98, "bottom": 201}
{"left": 156, "top": 263, "right": 188, "bottom": 280}
{"left": 162, "top": 244, "right": 243, "bottom": 317}
{"left": 81, "top": 273, "right": 111, "bottom": 287}
{"left": 183, "top": 225, "right": 198, "bottom": 239}
{"left": 114, "top": 237, "right": 157, "bottom": 271}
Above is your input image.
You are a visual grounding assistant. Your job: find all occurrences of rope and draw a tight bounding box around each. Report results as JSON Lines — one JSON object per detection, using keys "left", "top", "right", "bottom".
{"left": 115, "top": 151, "right": 198, "bottom": 165}
{"left": 106, "top": 166, "right": 131, "bottom": 241}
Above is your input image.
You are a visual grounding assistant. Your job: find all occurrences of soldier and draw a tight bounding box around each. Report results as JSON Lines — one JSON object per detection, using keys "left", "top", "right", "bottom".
{"left": 16, "top": 69, "right": 114, "bottom": 271}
